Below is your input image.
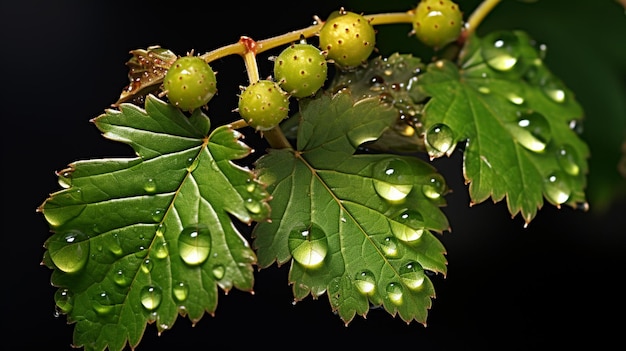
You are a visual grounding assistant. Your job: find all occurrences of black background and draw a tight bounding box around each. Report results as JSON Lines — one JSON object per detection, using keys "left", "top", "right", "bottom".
{"left": 3, "top": 1, "right": 625, "bottom": 349}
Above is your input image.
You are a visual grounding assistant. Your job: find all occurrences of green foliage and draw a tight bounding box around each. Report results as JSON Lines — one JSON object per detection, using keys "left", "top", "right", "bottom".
{"left": 36, "top": 1, "right": 603, "bottom": 349}
{"left": 41, "top": 96, "right": 266, "bottom": 350}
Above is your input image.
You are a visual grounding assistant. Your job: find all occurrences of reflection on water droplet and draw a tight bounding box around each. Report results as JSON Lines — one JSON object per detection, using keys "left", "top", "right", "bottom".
{"left": 212, "top": 264, "right": 225, "bottom": 280}
{"left": 556, "top": 144, "right": 580, "bottom": 176}
{"left": 54, "top": 288, "right": 73, "bottom": 314}
{"left": 372, "top": 157, "right": 413, "bottom": 203}
{"left": 173, "top": 281, "right": 189, "bottom": 302}
{"left": 505, "top": 91, "right": 525, "bottom": 105}
{"left": 144, "top": 178, "right": 157, "bottom": 193}
{"left": 541, "top": 77, "right": 567, "bottom": 103}
{"left": 422, "top": 174, "right": 446, "bottom": 200}
{"left": 386, "top": 282, "right": 403, "bottom": 305}
{"left": 390, "top": 209, "right": 425, "bottom": 242}
{"left": 512, "top": 111, "right": 551, "bottom": 152}
{"left": 288, "top": 224, "right": 328, "bottom": 268}
{"left": 141, "top": 258, "right": 153, "bottom": 273}
{"left": 399, "top": 261, "right": 425, "bottom": 290}
{"left": 244, "top": 198, "right": 262, "bottom": 214}
{"left": 544, "top": 171, "right": 571, "bottom": 205}
{"left": 152, "top": 209, "right": 166, "bottom": 222}
{"left": 154, "top": 239, "right": 169, "bottom": 259}
{"left": 425, "top": 123, "right": 455, "bottom": 158}
{"left": 106, "top": 233, "right": 123, "bottom": 257}
{"left": 93, "top": 291, "right": 114, "bottom": 315}
{"left": 57, "top": 169, "right": 72, "bottom": 189}
{"left": 48, "top": 230, "right": 90, "bottom": 273}
{"left": 380, "top": 236, "right": 400, "bottom": 258}
{"left": 178, "top": 224, "right": 212, "bottom": 266}
{"left": 187, "top": 157, "right": 199, "bottom": 172}
{"left": 140, "top": 285, "right": 163, "bottom": 311}
{"left": 481, "top": 31, "right": 521, "bottom": 71}
{"left": 355, "top": 270, "right": 376, "bottom": 295}
{"left": 113, "top": 269, "right": 131, "bottom": 287}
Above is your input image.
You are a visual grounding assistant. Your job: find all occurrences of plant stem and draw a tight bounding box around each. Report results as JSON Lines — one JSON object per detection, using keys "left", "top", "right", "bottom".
{"left": 464, "top": 0, "right": 502, "bottom": 38}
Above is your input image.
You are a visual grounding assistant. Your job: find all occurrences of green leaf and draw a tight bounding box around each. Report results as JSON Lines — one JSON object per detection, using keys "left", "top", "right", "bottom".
{"left": 417, "top": 30, "right": 590, "bottom": 225}
{"left": 253, "top": 91, "right": 449, "bottom": 325}
{"left": 39, "top": 95, "right": 268, "bottom": 351}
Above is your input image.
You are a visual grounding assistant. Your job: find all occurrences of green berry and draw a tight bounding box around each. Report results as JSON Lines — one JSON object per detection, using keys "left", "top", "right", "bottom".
{"left": 318, "top": 10, "right": 376, "bottom": 68}
{"left": 412, "top": 0, "right": 463, "bottom": 49}
{"left": 163, "top": 56, "right": 217, "bottom": 111}
{"left": 238, "top": 80, "right": 290, "bottom": 131}
{"left": 274, "top": 42, "right": 328, "bottom": 98}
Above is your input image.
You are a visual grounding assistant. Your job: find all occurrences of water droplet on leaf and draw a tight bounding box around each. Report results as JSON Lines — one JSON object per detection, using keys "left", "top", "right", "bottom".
{"left": 355, "top": 270, "right": 376, "bottom": 295}
{"left": 48, "top": 230, "right": 90, "bottom": 273}
{"left": 390, "top": 209, "right": 425, "bottom": 242}
{"left": 399, "top": 261, "right": 425, "bottom": 290}
{"left": 178, "top": 224, "right": 212, "bottom": 266}
{"left": 512, "top": 111, "right": 551, "bottom": 152}
{"left": 425, "top": 123, "right": 455, "bottom": 158}
{"left": 140, "top": 285, "right": 163, "bottom": 311}
{"left": 288, "top": 224, "right": 328, "bottom": 268}
{"left": 372, "top": 157, "right": 413, "bottom": 202}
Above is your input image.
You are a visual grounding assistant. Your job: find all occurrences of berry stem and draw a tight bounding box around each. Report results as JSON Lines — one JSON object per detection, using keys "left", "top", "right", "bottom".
{"left": 464, "top": 0, "right": 501, "bottom": 39}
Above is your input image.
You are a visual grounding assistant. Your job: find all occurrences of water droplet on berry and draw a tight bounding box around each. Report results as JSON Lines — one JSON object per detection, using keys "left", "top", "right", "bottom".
{"left": 178, "top": 224, "right": 211, "bottom": 266}
{"left": 288, "top": 224, "right": 328, "bottom": 268}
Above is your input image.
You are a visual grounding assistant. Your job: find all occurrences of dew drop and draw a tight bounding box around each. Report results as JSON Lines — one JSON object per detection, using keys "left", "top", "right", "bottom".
{"left": 288, "top": 224, "right": 328, "bottom": 268}
{"left": 54, "top": 288, "right": 73, "bottom": 315}
{"left": 399, "top": 261, "right": 425, "bottom": 290}
{"left": 93, "top": 291, "right": 114, "bottom": 315}
{"left": 425, "top": 123, "right": 455, "bottom": 158}
{"left": 380, "top": 236, "right": 400, "bottom": 258}
{"left": 57, "top": 169, "right": 73, "bottom": 189}
{"left": 212, "top": 264, "right": 225, "bottom": 280}
{"left": 390, "top": 209, "right": 425, "bottom": 243}
{"left": 173, "top": 281, "right": 189, "bottom": 302}
{"left": 386, "top": 282, "right": 404, "bottom": 305}
{"left": 48, "top": 230, "right": 90, "bottom": 273}
{"left": 140, "top": 285, "right": 163, "bottom": 311}
{"left": 354, "top": 270, "right": 376, "bottom": 295}
{"left": 513, "top": 111, "right": 551, "bottom": 152}
{"left": 372, "top": 157, "right": 413, "bottom": 202}
{"left": 154, "top": 239, "right": 169, "bottom": 259}
{"left": 178, "top": 224, "right": 212, "bottom": 266}
{"left": 105, "top": 233, "right": 123, "bottom": 257}
{"left": 244, "top": 198, "right": 262, "bottom": 214}
{"left": 544, "top": 171, "right": 571, "bottom": 205}
{"left": 556, "top": 144, "right": 580, "bottom": 176}
{"left": 152, "top": 209, "right": 166, "bottom": 222}
{"left": 481, "top": 30, "right": 521, "bottom": 72}
{"left": 141, "top": 258, "right": 153, "bottom": 273}
{"left": 186, "top": 157, "right": 199, "bottom": 172}
{"left": 541, "top": 77, "right": 567, "bottom": 103}
{"left": 505, "top": 91, "right": 525, "bottom": 105}
{"left": 113, "top": 269, "right": 131, "bottom": 287}
{"left": 422, "top": 174, "right": 446, "bottom": 200}
{"left": 143, "top": 178, "right": 157, "bottom": 193}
